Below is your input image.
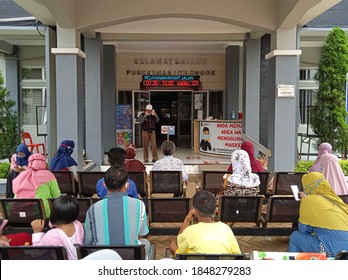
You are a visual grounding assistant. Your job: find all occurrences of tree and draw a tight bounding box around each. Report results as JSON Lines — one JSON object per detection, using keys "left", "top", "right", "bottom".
{"left": 310, "top": 27, "right": 348, "bottom": 155}
{"left": 0, "top": 71, "right": 20, "bottom": 160}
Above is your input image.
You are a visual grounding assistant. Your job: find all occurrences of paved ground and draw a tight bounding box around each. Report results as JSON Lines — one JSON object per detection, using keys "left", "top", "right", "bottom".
{"left": 146, "top": 180, "right": 290, "bottom": 260}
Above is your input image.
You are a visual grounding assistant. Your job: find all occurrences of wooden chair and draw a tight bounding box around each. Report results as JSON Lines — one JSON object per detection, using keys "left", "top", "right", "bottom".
{"left": 148, "top": 197, "right": 191, "bottom": 235}
{"left": 261, "top": 195, "right": 300, "bottom": 229}
{"left": 201, "top": 170, "right": 226, "bottom": 195}
{"left": 51, "top": 170, "right": 76, "bottom": 195}
{"left": 21, "top": 131, "right": 46, "bottom": 156}
{"left": 77, "top": 171, "right": 105, "bottom": 197}
{"left": 149, "top": 170, "right": 185, "bottom": 197}
{"left": 217, "top": 195, "right": 264, "bottom": 228}
{"left": 338, "top": 194, "right": 348, "bottom": 205}
{"left": 175, "top": 253, "right": 248, "bottom": 260}
{"left": 0, "top": 246, "right": 68, "bottom": 260}
{"left": 273, "top": 172, "right": 307, "bottom": 195}
{"left": 0, "top": 198, "right": 47, "bottom": 234}
{"left": 255, "top": 171, "right": 272, "bottom": 196}
{"left": 48, "top": 197, "right": 93, "bottom": 223}
{"left": 128, "top": 171, "right": 148, "bottom": 198}
{"left": 75, "top": 244, "right": 146, "bottom": 260}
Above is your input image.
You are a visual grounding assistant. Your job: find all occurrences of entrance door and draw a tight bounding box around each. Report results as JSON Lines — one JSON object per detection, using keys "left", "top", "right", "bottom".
{"left": 132, "top": 90, "right": 150, "bottom": 147}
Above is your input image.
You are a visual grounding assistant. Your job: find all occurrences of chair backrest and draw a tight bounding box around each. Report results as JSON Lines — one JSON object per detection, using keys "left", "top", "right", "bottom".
{"left": 0, "top": 246, "right": 67, "bottom": 260}
{"left": 48, "top": 197, "right": 93, "bottom": 223}
{"left": 266, "top": 195, "right": 300, "bottom": 225}
{"left": 149, "top": 170, "right": 183, "bottom": 196}
{"left": 201, "top": 171, "right": 226, "bottom": 195}
{"left": 255, "top": 171, "right": 271, "bottom": 196}
{"left": 338, "top": 194, "right": 348, "bottom": 205}
{"left": 175, "top": 253, "right": 248, "bottom": 260}
{"left": 218, "top": 195, "right": 264, "bottom": 226}
{"left": 77, "top": 171, "right": 105, "bottom": 197}
{"left": 75, "top": 244, "right": 146, "bottom": 260}
{"left": 51, "top": 170, "right": 76, "bottom": 195}
{"left": 128, "top": 171, "right": 147, "bottom": 197}
{"left": 148, "top": 197, "right": 191, "bottom": 223}
{"left": 0, "top": 198, "right": 46, "bottom": 233}
{"left": 273, "top": 172, "right": 306, "bottom": 195}
{"left": 21, "top": 131, "right": 33, "bottom": 145}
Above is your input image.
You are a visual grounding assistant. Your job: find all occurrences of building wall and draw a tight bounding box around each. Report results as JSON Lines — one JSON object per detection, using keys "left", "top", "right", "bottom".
{"left": 116, "top": 53, "right": 226, "bottom": 90}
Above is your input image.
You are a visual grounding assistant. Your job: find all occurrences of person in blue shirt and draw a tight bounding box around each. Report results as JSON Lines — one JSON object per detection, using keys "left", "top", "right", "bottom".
{"left": 96, "top": 147, "right": 138, "bottom": 199}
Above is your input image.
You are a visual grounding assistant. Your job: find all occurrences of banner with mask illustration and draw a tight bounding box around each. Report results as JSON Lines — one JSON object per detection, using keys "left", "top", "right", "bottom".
{"left": 199, "top": 121, "right": 242, "bottom": 155}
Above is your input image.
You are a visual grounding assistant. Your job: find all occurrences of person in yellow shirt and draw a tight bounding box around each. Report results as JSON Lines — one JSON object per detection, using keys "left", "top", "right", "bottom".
{"left": 288, "top": 172, "right": 348, "bottom": 257}
{"left": 169, "top": 190, "right": 241, "bottom": 256}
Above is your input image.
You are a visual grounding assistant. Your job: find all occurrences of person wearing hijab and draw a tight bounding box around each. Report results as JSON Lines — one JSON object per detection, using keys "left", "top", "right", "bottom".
{"left": 13, "top": 153, "right": 61, "bottom": 217}
{"left": 317, "top": 153, "right": 348, "bottom": 195}
{"left": 288, "top": 172, "right": 348, "bottom": 257}
{"left": 6, "top": 143, "right": 33, "bottom": 198}
{"left": 222, "top": 149, "right": 260, "bottom": 196}
{"left": 50, "top": 140, "right": 78, "bottom": 180}
{"left": 308, "top": 142, "right": 332, "bottom": 172}
{"left": 125, "top": 144, "right": 146, "bottom": 172}
{"left": 227, "top": 141, "right": 264, "bottom": 173}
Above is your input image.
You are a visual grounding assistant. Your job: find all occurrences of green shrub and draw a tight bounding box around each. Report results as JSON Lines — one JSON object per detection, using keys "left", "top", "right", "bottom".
{"left": 339, "top": 160, "right": 348, "bottom": 176}
{"left": 294, "top": 161, "right": 314, "bottom": 172}
{"left": 0, "top": 162, "right": 10, "bottom": 178}
{"left": 295, "top": 160, "right": 348, "bottom": 175}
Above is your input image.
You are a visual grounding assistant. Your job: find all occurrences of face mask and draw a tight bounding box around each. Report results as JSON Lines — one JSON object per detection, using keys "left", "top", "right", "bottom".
{"left": 18, "top": 154, "right": 26, "bottom": 159}
{"left": 204, "top": 135, "right": 209, "bottom": 140}
{"left": 67, "top": 147, "right": 73, "bottom": 154}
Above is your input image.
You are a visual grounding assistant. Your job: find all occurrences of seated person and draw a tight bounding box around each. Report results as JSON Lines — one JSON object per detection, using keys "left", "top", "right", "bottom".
{"left": 308, "top": 142, "right": 332, "bottom": 172}
{"left": 84, "top": 165, "right": 151, "bottom": 258}
{"left": 152, "top": 140, "right": 189, "bottom": 184}
{"left": 169, "top": 190, "right": 241, "bottom": 256}
{"left": 96, "top": 147, "right": 138, "bottom": 199}
{"left": 12, "top": 153, "right": 61, "bottom": 217}
{"left": 222, "top": 149, "right": 260, "bottom": 196}
{"left": 49, "top": 140, "right": 78, "bottom": 181}
{"left": 6, "top": 143, "right": 32, "bottom": 198}
{"left": 31, "top": 195, "right": 84, "bottom": 260}
{"left": 288, "top": 172, "right": 348, "bottom": 257}
{"left": 0, "top": 219, "right": 32, "bottom": 246}
{"left": 125, "top": 144, "right": 146, "bottom": 172}
{"left": 227, "top": 141, "right": 264, "bottom": 173}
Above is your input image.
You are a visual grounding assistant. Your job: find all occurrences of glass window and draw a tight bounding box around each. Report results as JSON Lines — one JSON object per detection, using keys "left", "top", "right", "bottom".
{"left": 208, "top": 91, "right": 223, "bottom": 119}
{"left": 299, "top": 89, "right": 317, "bottom": 124}
{"left": 21, "top": 68, "right": 45, "bottom": 80}
{"left": 299, "top": 69, "right": 317, "bottom": 81}
{"left": 22, "top": 88, "right": 44, "bottom": 125}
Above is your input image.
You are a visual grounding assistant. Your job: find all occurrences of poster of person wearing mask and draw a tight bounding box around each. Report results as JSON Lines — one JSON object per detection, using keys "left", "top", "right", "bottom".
{"left": 199, "top": 121, "right": 242, "bottom": 155}
{"left": 200, "top": 126, "right": 212, "bottom": 151}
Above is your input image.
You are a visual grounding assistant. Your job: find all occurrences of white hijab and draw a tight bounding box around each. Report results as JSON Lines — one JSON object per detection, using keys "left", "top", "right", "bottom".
{"left": 228, "top": 149, "right": 260, "bottom": 187}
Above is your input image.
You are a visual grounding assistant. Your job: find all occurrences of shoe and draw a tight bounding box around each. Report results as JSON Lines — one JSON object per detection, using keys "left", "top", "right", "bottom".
{"left": 144, "top": 160, "right": 149, "bottom": 163}
{"left": 152, "top": 159, "right": 157, "bottom": 163}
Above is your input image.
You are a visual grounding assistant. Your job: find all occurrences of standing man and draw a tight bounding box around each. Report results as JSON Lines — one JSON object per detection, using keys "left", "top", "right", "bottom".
{"left": 139, "top": 104, "right": 159, "bottom": 163}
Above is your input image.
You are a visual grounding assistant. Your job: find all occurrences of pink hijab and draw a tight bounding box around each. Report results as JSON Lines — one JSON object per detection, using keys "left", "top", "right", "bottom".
{"left": 13, "top": 153, "right": 56, "bottom": 198}
{"left": 309, "top": 142, "right": 332, "bottom": 172}
{"left": 318, "top": 153, "right": 348, "bottom": 195}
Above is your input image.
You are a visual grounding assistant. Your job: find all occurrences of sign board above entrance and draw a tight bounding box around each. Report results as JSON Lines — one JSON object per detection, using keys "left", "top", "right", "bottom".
{"left": 142, "top": 75, "right": 200, "bottom": 88}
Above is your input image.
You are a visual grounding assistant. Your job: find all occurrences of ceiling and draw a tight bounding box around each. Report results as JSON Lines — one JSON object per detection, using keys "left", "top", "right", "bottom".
{"left": 0, "top": 0, "right": 342, "bottom": 53}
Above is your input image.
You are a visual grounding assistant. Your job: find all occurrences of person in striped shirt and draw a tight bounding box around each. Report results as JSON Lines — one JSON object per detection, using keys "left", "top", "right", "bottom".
{"left": 84, "top": 165, "right": 150, "bottom": 258}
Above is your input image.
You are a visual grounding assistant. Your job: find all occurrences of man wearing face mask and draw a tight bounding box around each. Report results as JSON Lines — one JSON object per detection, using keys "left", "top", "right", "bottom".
{"left": 49, "top": 140, "right": 78, "bottom": 180}
{"left": 139, "top": 104, "right": 159, "bottom": 163}
{"left": 200, "top": 127, "right": 212, "bottom": 151}
{"left": 6, "top": 143, "right": 33, "bottom": 198}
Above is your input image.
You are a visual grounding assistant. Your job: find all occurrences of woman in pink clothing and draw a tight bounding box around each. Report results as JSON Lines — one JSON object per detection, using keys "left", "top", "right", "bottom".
{"left": 31, "top": 195, "right": 84, "bottom": 260}
{"left": 317, "top": 153, "right": 348, "bottom": 195}
{"left": 13, "top": 153, "right": 61, "bottom": 217}
{"left": 309, "top": 142, "right": 332, "bottom": 172}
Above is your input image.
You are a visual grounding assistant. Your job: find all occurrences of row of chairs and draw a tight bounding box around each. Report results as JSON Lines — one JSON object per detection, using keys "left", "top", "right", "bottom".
{"left": 0, "top": 244, "right": 148, "bottom": 260}
{"left": 201, "top": 171, "right": 307, "bottom": 197}
{"left": 53, "top": 170, "right": 185, "bottom": 199}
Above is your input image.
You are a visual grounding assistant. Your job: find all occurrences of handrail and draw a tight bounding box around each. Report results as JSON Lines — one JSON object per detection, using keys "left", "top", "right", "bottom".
{"left": 241, "top": 133, "right": 272, "bottom": 157}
